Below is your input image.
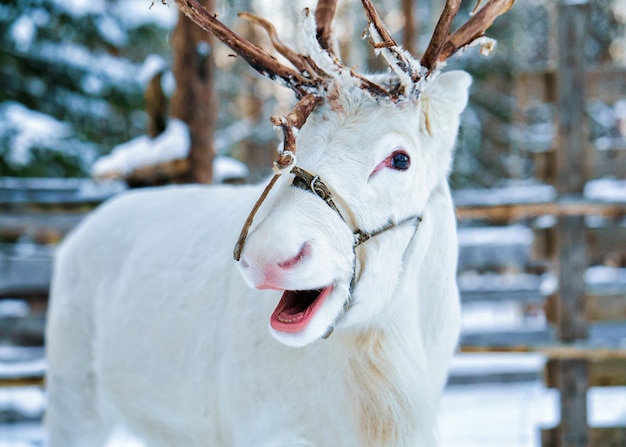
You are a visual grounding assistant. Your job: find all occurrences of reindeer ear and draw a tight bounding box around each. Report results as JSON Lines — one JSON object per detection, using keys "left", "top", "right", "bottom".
{"left": 420, "top": 70, "right": 472, "bottom": 137}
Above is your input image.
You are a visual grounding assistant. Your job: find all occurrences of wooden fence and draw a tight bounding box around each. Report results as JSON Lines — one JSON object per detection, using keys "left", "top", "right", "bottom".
{"left": 459, "top": 2, "right": 626, "bottom": 446}
{"left": 1, "top": 2, "right": 626, "bottom": 445}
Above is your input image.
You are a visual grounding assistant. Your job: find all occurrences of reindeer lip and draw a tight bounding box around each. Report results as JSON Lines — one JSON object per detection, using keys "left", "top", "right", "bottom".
{"left": 270, "top": 285, "right": 334, "bottom": 333}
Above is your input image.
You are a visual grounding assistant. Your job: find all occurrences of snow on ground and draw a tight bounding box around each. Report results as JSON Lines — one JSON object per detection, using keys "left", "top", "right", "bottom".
{"left": 1, "top": 375, "right": 625, "bottom": 447}
{"left": 439, "top": 381, "right": 559, "bottom": 447}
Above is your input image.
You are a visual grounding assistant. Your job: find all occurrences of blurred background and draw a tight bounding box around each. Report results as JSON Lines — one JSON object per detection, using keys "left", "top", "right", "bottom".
{"left": 1, "top": 0, "right": 625, "bottom": 446}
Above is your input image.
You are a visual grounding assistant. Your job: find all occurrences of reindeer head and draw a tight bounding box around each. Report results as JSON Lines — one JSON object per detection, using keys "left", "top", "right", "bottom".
{"left": 173, "top": 0, "right": 513, "bottom": 347}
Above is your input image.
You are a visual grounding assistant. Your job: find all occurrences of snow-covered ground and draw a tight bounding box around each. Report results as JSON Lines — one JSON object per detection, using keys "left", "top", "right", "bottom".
{"left": 1, "top": 358, "right": 625, "bottom": 447}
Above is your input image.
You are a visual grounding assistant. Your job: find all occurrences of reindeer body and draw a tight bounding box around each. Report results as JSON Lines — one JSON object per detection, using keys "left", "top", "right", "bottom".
{"left": 46, "top": 0, "right": 514, "bottom": 444}
{"left": 47, "top": 184, "right": 358, "bottom": 447}
{"left": 46, "top": 76, "right": 467, "bottom": 446}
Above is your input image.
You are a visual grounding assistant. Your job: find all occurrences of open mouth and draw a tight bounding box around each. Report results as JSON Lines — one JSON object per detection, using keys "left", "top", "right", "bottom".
{"left": 270, "top": 285, "right": 334, "bottom": 333}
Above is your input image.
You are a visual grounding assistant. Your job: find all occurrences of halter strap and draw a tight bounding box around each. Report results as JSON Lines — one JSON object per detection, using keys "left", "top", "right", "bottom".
{"left": 290, "top": 166, "right": 422, "bottom": 249}
{"left": 234, "top": 165, "right": 422, "bottom": 275}
{"left": 233, "top": 165, "right": 422, "bottom": 340}
{"left": 289, "top": 166, "right": 422, "bottom": 340}
{"left": 290, "top": 166, "right": 344, "bottom": 221}
{"left": 354, "top": 215, "right": 422, "bottom": 247}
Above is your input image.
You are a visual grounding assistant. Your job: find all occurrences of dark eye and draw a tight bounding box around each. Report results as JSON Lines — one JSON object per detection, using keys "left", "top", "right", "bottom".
{"left": 391, "top": 151, "right": 410, "bottom": 170}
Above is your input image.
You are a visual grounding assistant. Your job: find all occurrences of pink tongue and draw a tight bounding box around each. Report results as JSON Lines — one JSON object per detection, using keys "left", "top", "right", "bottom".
{"left": 270, "top": 287, "right": 333, "bottom": 333}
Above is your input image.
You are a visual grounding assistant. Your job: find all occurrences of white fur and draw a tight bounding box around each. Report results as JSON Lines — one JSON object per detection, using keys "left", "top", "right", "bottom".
{"left": 46, "top": 71, "right": 471, "bottom": 447}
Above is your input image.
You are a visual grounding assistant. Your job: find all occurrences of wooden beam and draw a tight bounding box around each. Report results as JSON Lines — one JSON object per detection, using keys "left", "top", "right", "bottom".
{"left": 0, "top": 178, "right": 125, "bottom": 208}
{"left": 126, "top": 158, "right": 191, "bottom": 185}
{"left": 0, "top": 210, "right": 87, "bottom": 243}
{"left": 589, "top": 426, "right": 626, "bottom": 447}
{"left": 455, "top": 200, "right": 626, "bottom": 222}
{"left": 547, "top": 293, "right": 626, "bottom": 324}
{"left": 0, "top": 376, "right": 45, "bottom": 388}
{"left": 586, "top": 293, "right": 626, "bottom": 322}
{"left": 542, "top": 426, "right": 626, "bottom": 447}
{"left": 587, "top": 225, "right": 626, "bottom": 265}
{"left": 460, "top": 344, "right": 626, "bottom": 360}
{"left": 545, "top": 358, "right": 626, "bottom": 388}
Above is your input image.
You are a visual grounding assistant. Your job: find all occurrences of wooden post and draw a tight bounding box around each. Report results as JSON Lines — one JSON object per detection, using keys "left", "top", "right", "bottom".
{"left": 553, "top": 2, "right": 590, "bottom": 447}
{"left": 556, "top": 215, "right": 588, "bottom": 342}
{"left": 555, "top": 0, "right": 589, "bottom": 195}
{"left": 557, "top": 358, "right": 589, "bottom": 447}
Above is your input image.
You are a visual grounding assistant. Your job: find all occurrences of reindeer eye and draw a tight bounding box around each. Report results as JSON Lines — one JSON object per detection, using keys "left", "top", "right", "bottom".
{"left": 391, "top": 152, "right": 410, "bottom": 170}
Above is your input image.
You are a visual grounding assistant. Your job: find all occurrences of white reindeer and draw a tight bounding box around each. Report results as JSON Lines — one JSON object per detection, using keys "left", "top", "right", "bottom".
{"left": 45, "top": 1, "right": 513, "bottom": 446}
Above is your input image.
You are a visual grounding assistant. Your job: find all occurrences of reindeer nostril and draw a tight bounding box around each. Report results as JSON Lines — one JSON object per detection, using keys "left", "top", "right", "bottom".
{"left": 278, "top": 242, "right": 311, "bottom": 269}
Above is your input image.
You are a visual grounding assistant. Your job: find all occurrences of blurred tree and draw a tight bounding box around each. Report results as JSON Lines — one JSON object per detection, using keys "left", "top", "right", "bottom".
{"left": 2, "top": 0, "right": 623, "bottom": 187}
{"left": 145, "top": 69, "right": 168, "bottom": 139}
{"left": 170, "top": 0, "right": 217, "bottom": 184}
{"left": 0, "top": 0, "right": 175, "bottom": 177}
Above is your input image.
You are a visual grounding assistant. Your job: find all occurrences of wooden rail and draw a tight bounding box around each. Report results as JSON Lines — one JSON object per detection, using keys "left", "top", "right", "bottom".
{"left": 456, "top": 197, "right": 626, "bottom": 221}
{"left": 460, "top": 344, "right": 626, "bottom": 361}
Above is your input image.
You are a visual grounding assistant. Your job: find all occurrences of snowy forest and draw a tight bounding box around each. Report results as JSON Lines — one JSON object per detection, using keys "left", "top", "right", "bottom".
{"left": 1, "top": 0, "right": 626, "bottom": 446}
{"left": 2, "top": 0, "right": 624, "bottom": 187}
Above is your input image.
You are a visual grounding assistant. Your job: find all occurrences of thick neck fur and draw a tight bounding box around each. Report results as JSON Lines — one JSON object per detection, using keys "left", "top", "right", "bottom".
{"left": 339, "top": 177, "right": 460, "bottom": 447}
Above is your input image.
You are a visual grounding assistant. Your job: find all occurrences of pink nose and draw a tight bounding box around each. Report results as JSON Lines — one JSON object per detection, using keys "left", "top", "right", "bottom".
{"left": 251, "top": 242, "right": 312, "bottom": 290}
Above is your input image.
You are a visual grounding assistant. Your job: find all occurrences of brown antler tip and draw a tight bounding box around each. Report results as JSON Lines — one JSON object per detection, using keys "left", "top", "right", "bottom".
{"left": 270, "top": 115, "right": 286, "bottom": 126}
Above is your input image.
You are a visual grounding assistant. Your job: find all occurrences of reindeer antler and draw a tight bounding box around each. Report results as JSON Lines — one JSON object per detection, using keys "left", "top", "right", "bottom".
{"left": 360, "top": 0, "right": 515, "bottom": 96}
{"left": 173, "top": 0, "right": 319, "bottom": 97}
{"left": 437, "top": 0, "right": 515, "bottom": 63}
{"left": 169, "top": 0, "right": 515, "bottom": 259}
{"left": 420, "top": 0, "right": 462, "bottom": 72}
{"left": 360, "top": 0, "right": 421, "bottom": 92}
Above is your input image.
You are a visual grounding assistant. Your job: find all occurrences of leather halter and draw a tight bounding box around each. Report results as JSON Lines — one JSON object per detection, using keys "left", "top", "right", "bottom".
{"left": 289, "top": 166, "right": 422, "bottom": 338}
{"left": 233, "top": 165, "right": 422, "bottom": 339}
{"left": 289, "top": 166, "right": 422, "bottom": 253}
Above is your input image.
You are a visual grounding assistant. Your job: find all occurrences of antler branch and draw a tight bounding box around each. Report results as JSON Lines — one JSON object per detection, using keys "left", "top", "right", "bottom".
{"left": 271, "top": 93, "right": 323, "bottom": 169}
{"left": 315, "top": 0, "right": 339, "bottom": 55}
{"left": 360, "top": 0, "right": 413, "bottom": 74}
{"left": 172, "top": 0, "right": 317, "bottom": 96}
{"left": 420, "top": 0, "right": 462, "bottom": 72}
{"left": 438, "top": 0, "right": 515, "bottom": 63}
{"left": 238, "top": 12, "right": 319, "bottom": 77}
{"left": 233, "top": 93, "right": 322, "bottom": 262}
